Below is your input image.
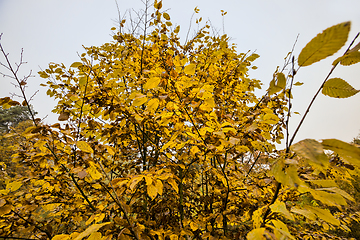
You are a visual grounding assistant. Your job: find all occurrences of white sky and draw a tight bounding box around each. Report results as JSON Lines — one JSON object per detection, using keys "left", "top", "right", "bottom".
{"left": 0, "top": 0, "right": 360, "bottom": 148}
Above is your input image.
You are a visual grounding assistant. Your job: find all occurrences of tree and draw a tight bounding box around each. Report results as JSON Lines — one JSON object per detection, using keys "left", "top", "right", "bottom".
{"left": 1, "top": 1, "right": 360, "bottom": 239}
{"left": 0, "top": 106, "right": 34, "bottom": 133}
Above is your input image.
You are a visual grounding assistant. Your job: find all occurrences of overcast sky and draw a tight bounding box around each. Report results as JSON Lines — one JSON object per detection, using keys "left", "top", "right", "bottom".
{"left": 1, "top": 0, "right": 360, "bottom": 148}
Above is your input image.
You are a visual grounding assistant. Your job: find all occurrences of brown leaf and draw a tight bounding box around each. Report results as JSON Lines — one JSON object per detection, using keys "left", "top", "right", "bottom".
{"left": 78, "top": 170, "right": 88, "bottom": 179}
{"left": 58, "top": 112, "right": 70, "bottom": 121}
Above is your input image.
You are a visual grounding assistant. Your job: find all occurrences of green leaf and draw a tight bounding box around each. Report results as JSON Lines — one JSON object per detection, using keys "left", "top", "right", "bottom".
{"left": 73, "top": 222, "right": 110, "bottom": 240}
{"left": 70, "top": 62, "right": 83, "bottom": 68}
{"left": 298, "top": 22, "right": 350, "bottom": 66}
{"left": 291, "top": 139, "right": 329, "bottom": 169}
{"left": 321, "top": 139, "right": 360, "bottom": 168}
{"left": 322, "top": 78, "right": 359, "bottom": 98}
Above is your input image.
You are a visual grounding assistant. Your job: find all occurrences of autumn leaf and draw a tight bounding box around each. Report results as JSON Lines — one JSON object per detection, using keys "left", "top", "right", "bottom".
{"left": 6, "top": 181, "right": 22, "bottom": 192}
{"left": 70, "top": 62, "right": 83, "bottom": 68}
{"left": 184, "top": 63, "right": 196, "bottom": 75}
{"left": 270, "top": 201, "right": 294, "bottom": 221}
{"left": 0, "top": 204, "right": 12, "bottom": 215}
{"left": 247, "top": 228, "right": 266, "bottom": 240}
{"left": 73, "top": 222, "right": 110, "bottom": 240}
{"left": 58, "top": 112, "right": 70, "bottom": 121}
{"left": 144, "top": 77, "right": 161, "bottom": 90}
{"left": 76, "top": 141, "right": 93, "bottom": 154}
{"left": 52, "top": 235, "right": 70, "bottom": 240}
{"left": 322, "top": 78, "right": 359, "bottom": 98}
{"left": 146, "top": 98, "right": 159, "bottom": 112}
{"left": 298, "top": 22, "right": 350, "bottom": 66}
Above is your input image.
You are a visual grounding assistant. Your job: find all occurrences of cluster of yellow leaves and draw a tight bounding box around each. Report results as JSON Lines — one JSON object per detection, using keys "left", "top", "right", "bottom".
{"left": 1, "top": 2, "right": 360, "bottom": 240}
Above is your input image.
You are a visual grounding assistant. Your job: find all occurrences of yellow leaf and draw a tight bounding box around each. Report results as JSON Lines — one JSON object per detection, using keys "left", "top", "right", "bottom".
{"left": 291, "top": 207, "right": 316, "bottom": 220}
{"left": 322, "top": 139, "right": 360, "bottom": 168}
{"left": 308, "top": 180, "right": 337, "bottom": 188}
{"left": 190, "top": 222, "right": 198, "bottom": 231}
{"left": 270, "top": 219, "right": 295, "bottom": 240}
{"left": 144, "top": 77, "right": 161, "bottom": 90}
{"left": 85, "top": 215, "right": 96, "bottom": 225}
{"left": 70, "top": 62, "right": 83, "bottom": 68}
{"left": 106, "top": 145, "right": 115, "bottom": 155}
{"left": 262, "top": 113, "right": 279, "bottom": 124}
{"left": 309, "top": 188, "right": 347, "bottom": 206}
{"left": 291, "top": 139, "right": 329, "bottom": 169}
{"left": 184, "top": 64, "right": 196, "bottom": 75}
{"left": 163, "top": 12, "right": 170, "bottom": 20}
{"left": 129, "top": 176, "right": 144, "bottom": 190}
{"left": 77, "top": 141, "right": 93, "bottom": 154}
{"left": 146, "top": 98, "right": 159, "bottom": 112}
{"left": 322, "top": 78, "right": 359, "bottom": 98}
{"left": 298, "top": 22, "right": 350, "bottom": 66}
{"left": 79, "top": 76, "right": 88, "bottom": 87}
{"left": 267, "top": 79, "right": 283, "bottom": 95}
{"left": 252, "top": 208, "right": 263, "bottom": 228}
{"left": 307, "top": 206, "right": 340, "bottom": 226}
{"left": 276, "top": 72, "right": 286, "bottom": 89}
{"left": 270, "top": 201, "right": 294, "bottom": 221}
{"left": 7, "top": 181, "right": 22, "bottom": 192}
{"left": 333, "top": 51, "right": 360, "bottom": 66}
{"left": 132, "top": 95, "right": 148, "bottom": 107}
{"left": 73, "top": 222, "right": 111, "bottom": 240}
{"left": 145, "top": 175, "right": 153, "bottom": 186}
{"left": 155, "top": 179, "right": 163, "bottom": 196}
{"left": 89, "top": 165, "right": 102, "bottom": 180}
{"left": 167, "top": 178, "right": 178, "bottom": 193}
{"left": 87, "top": 232, "right": 102, "bottom": 240}
{"left": 170, "top": 235, "right": 178, "bottom": 240}
{"left": 246, "top": 228, "right": 266, "bottom": 240}
{"left": 52, "top": 234, "right": 70, "bottom": 240}
{"left": 316, "top": 187, "right": 354, "bottom": 202}
{"left": 147, "top": 184, "right": 158, "bottom": 200}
